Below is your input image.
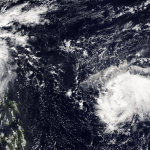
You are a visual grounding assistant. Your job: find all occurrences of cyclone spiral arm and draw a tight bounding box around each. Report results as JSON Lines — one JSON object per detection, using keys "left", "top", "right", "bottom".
{"left": 95, "top": 62, "right": 150, "bottom": 134}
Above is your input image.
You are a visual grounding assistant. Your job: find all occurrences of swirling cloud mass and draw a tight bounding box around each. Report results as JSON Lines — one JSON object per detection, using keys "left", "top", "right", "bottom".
{"left": 96, "top": 64, "right": 150, "bottom": 133}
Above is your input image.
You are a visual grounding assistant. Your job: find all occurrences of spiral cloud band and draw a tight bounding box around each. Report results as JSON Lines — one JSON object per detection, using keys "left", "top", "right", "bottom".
{"left": 95, "top": 63, "right": 150, "bottom": 134}
{"left": 93, "top": 61, "right": 150, "bottom": 133}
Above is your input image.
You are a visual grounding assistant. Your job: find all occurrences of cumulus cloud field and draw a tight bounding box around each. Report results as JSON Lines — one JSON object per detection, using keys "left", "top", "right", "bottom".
{"left": 1, "top": 1, "right": 150, "bottom": 149}
{"left": 0, "top": 2, "right": 53, "bottom": 149}
{"left": 0, "top": 2, "right": 51, "bottom": 96}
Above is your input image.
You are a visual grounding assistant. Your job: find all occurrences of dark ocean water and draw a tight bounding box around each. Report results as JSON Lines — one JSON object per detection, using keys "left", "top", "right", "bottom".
{"left": 0, "top": 0, "right": 150, "bottom": 150}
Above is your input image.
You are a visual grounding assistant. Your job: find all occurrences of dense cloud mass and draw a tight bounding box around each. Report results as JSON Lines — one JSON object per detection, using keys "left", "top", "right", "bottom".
{"left": 0, "top": 0, "right": 150, "bottom": 150}
{"left": 95, "top": 63, "right": 150, "bottom": 133}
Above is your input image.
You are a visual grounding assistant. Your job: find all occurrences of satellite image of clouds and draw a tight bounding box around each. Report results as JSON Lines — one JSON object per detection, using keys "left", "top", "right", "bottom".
{"left": 0, "top": 0, "right": 150, "bottom": 150}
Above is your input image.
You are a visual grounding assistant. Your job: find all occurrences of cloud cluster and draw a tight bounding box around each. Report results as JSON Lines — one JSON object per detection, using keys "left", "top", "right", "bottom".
{"left": 0, "top": 2, "right": 50, "bottom": 97}
{"left": 95, "top": 63, "right": 150, "bottom": 134}
{"left": 0, "top": 3, "right": 48, "bottom": 27}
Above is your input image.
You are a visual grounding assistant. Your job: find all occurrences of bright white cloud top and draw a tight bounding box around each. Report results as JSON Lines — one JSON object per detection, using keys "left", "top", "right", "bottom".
{"left": 0, "top": 2, "right": 52, "bottom": 97}
{"left": 95, "top": 62, "right": 150, "bottom": 134}
{"left": 0, "top": 2, "right": 53, "bottom": 149}
{"left": 0, "top": 3, "right": 48, "bottom": 27}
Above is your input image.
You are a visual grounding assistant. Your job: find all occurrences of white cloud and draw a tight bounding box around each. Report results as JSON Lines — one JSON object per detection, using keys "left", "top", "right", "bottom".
{"left": 95, "top": 63, "right": 150, "bottom": 134}
{"left": 16, "top": 6, "right": 48, "bottom": 26}
{"left": 0, "top": 2, "right": 50, "bottom": 96}
{"left": 0, "top": 3, "right": 49, "bottom": 27}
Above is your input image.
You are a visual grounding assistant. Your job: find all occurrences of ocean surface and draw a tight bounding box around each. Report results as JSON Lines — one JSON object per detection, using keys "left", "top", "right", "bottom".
{"left": 0, "top": 0, "right": 150, "bottom": 149}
